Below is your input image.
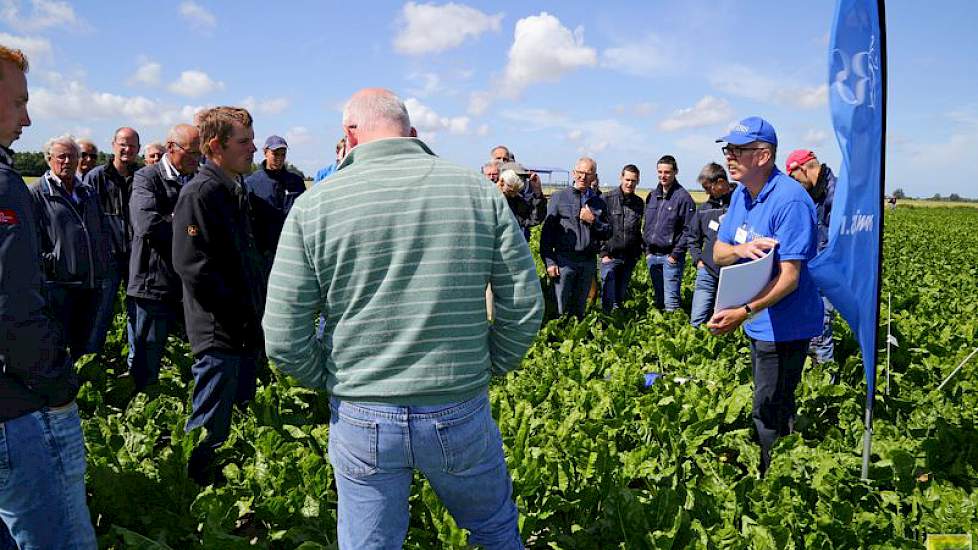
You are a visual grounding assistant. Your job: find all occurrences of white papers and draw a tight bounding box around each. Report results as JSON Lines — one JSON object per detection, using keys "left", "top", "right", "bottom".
{"left": 714, "top": 250, "right": 776, "bottom": 312}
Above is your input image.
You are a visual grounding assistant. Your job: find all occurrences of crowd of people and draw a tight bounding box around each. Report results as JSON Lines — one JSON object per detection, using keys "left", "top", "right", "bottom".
{"left": 0, "top": 41, "right": 839, "bottom": 549}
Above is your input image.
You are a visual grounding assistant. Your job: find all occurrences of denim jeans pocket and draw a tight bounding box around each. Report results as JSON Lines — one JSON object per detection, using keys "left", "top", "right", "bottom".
{"left": 40, "top": 403, "right": 86, "bottom": 481}
{"left": 435, "top": 405, "right": 489, "bottom": 474}
{"left": 328, "top": 412, "right": 379, "bottom": 478}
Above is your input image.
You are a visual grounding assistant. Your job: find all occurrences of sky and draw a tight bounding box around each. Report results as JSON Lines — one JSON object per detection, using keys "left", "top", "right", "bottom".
{"left": 1, "top": 0, "right": 975, "bottom": 198}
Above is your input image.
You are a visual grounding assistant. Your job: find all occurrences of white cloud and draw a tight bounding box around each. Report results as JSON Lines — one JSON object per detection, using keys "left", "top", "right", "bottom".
{"left": 394, "top": 2, "right": 503, "bottom": 55}
{"left": 404, "top": 97, "right": 470, "bottom": 137}
{"left": 601, "top": 34, "right": 670, "bottom": 77}
{"left": 0, "top": 32, "right": 52, "bottom": 63}
{"left": 614, "top": 102, "right": 656, "bottom": 118}
{"left": 178, "top": 1, "right": 216, "bottom": 31}
{"left": 167, "top": 70, "right": 224, "bottom": 98}
{"left": 476, "top": 124, "right": 489, "bottom": 136}
{"left": 406, "top": 72, "right": 443, "bottom": 98}
{"left": 470, "top": 13, "right": 597, "bottom": 115}
{"left": 30, "top": 80, "right": 203, "bottom": 127}
{"left": 710, "top": 64, "right": 827, "bottom": 109}
{"left": 284, "top": 126, "right": 314, "bottom": 146}
{"left": 501, "top": 107, "right": 647, "bottom": 156}
{"left": 802, "top": 129, "right": 830, "bottom": 149}
{"left": 128, "top": 60, "right": 162, "bottom": 87}
{"left": 0, "top": 0, "right": 87, "bottom": 31}
{"left": 658, "top": 96, "right": 734, "bottom": 132}
{"left": 240, "top": 96, "right": 290, "bottom": 115}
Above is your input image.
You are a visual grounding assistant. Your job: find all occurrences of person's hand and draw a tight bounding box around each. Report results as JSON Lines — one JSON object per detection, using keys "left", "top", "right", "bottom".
{"left": 707, "top": 307, "right": 748, "bottom": 335}
{"left": 528, "top": 172, "right": 543, "bottom": 195}
{"left": 697, "top": 260, "right": 705, "bottom": 269}
{"left": 667, "top": 255, "right": 677, "bottom": 265}
{"left": 736, "top": 237, "right": 777, "bottom": 260}
{"left": 601, "top": 256, "right": 613, "bottom": 264}
{"left": 547, "top": 265, "right": 560, "bottom": 278}
{"left": 579, "top": 205, "right": 595, "bottom": 224}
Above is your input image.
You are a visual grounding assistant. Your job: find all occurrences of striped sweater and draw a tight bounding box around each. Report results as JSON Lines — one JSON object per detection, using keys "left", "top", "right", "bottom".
{"left": 263, "top": 138, "right": 544, "bottom": 405}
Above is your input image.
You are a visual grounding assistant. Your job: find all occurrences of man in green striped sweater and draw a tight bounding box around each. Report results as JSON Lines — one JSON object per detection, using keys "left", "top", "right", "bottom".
{"left": 263, "top": 88, "right": 543, "bottom": 549}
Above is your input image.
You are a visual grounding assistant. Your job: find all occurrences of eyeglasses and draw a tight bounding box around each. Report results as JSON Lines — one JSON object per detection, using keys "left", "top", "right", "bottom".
{"left": 80, "top": 152, "right": 98, "bottom": 160}
{"left": 573, "top": 170, "right": 596, "bottom": 177}
{"left": 170, "top": 142, "right": 201, "bottom": 156}
{"left": 721, "top": 145, "right": 766, "bottom": 158}
{"left": 52, "top": 153, "right": 77, "bottom": 163}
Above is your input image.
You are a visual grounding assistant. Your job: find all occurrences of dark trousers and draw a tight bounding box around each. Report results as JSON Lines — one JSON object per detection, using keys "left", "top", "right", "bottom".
{"left": 599, "top": 256, "right": 638, "bottom": 313}
{"left": 750, "top": 338, "right": 809, "bottom": 474}
{"left": 185, "top": 350, "right": 258, "bottom": 451}
{"left": 46, "top": 286, "right": 99, "bottom": 361}
{"left": 126, "top": 297, "right": 180, "bottom": 390}
{"left": 555, "top": 256, "right": 595, "bottom": 319}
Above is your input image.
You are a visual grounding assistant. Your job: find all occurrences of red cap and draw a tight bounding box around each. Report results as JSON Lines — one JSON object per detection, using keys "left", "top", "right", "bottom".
{"left": 785, "top": 149, "right": 816, "bottom": 174}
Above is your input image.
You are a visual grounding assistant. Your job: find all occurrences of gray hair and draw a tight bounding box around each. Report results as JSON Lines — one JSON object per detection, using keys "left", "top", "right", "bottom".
{"left": 43, "top": 134, "right": 80, "bottom": 159}
{"left": 576, "top": 156, "right": 597, "bottom": 172}
{"left": 75, "top": 138, "right": 97, "bottom": 152}
{"left": 698, "top": 162, "right": 728, "bottom": 183}
{"left": 498, "top": 169, "right": 524, "bottom": 194}
{"left": 342, "top": 89, "right": 411, "bottom": 135}
{"left": 145, "top": 141, "right": 165, "bottom": 154}
{"left": 482, "top": 160, "right": 500, "bottom": 171}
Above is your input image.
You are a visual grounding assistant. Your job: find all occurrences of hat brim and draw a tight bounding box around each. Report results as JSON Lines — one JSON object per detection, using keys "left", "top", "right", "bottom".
{"left": 715, "top": 133, "right": 755, "bottom": 145}
{"left": 265, "top": 145, "right": 288, "bottom": 150}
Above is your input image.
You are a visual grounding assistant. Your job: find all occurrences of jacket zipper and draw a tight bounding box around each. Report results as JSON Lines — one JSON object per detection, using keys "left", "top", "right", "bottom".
{"left": 46, "top": 177, "right": 96, "bottom": 288}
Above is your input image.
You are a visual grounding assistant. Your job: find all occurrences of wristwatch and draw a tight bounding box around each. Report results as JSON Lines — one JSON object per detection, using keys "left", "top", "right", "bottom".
{"left": 743, "top": 303, "right": 754, "bottom": 321}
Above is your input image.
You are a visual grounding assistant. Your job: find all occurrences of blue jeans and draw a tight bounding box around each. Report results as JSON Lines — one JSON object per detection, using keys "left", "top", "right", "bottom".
{"left": 600, "top": 256, "right": 637, "bottom": 313}
{"left": 646, "top": 254, "right": 684, "bottom": 311}
{"left": 90, "top": 261, "right": 126, "bottom": 355}
{"left": 689, "top": 266, "right": 719, "bottom": 327}
{"left": 809, "top": 296, "right": 835, "bottom": 364}
{"left": 127, "top": 297, "right": 179, "bottom": 390}
{"left": 329, "top": 393, "right": 522, "bottom": 550}
{"left": 185, "top": 351, "right": 257, "bottom": 451}
{"left": 0, "top": 402, "right": 96, "bottom": 549}
{"left": 554, "top": 256, "right": 595, "bottom": 318}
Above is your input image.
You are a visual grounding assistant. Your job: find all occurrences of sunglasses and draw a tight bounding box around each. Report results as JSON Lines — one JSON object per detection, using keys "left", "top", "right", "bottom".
{"left": 80, "top": 152, "right": 98, "bottom": 159}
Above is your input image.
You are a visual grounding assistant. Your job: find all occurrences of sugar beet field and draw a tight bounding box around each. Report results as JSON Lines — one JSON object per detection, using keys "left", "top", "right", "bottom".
{"left": 82, "top": 206, "right": 978, "bottom": 549}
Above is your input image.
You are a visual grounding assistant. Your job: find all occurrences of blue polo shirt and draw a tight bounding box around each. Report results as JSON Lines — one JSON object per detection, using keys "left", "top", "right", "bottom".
{"left": 717, "top": 168, "right": 823, "bottom": 342}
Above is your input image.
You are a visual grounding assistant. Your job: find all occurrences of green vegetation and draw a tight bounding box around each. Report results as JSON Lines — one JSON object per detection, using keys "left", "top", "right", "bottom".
{"left": 82, "top": 207, "right": 978, "bottom": 548}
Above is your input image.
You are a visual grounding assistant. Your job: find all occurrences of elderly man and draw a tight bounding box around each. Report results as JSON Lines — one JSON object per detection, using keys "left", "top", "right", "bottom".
{"left": 76, "top": 138, "right": 98, "bottom": 178}
{"left": 244, "top": 135, "right": 306, "bottom": 275}
{"left": 172, "top": 107, "right": 266, "bottom": 485}
{"left": 540, "top": 157, "right": 611, "bottom": 318}
{"left": 144, "top": 141, "right": 165, "bottom": 165}
{"left": 599, "top": 164, "right": 644, "bottom": 312}
{"left": 499, "top": 160, "right": 546, "bottom": 241}
{"left": 0, "top": 46, "right": 97, "bottom": 548}
{"left": 685, "top": 163, "right": 734, "bottom": 327}
{"left": 127, "top": 124, "right": 201, "bottom": 391}
{"left": 786, "top": 149, "right": 837, "bottom": 367}
{"left": 85, "top": 126, "right": 141, "bottom": 355}
{"left": 708, "top": 116, "right": 823, "bottom": 475}
{"left": 264, "top": 88, "right": 543, "bottom": 549}
{"left": 29, "top": 135, "right": 111, "bottom": 360}
{"left": 490, "top": 144, "right": 513, "bottom": 163}
{"left": 643, "top": 155, "right": 696, "bottom": 312}
{"left": 482, "top": 160, "right": 500, "bottom": 183}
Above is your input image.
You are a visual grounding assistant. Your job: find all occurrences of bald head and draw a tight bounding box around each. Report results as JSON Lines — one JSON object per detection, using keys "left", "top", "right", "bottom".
{"left": 167, "top": 123, "right": 197, "bottom": 144}
{"left": 112, "top": 126, "right": 140, "bottom": 168}
{"left": 342, "top": 88, "right": 415, "bottom": 148}
{"left": 165, "top": 123, "right": 200, "bottom": 176}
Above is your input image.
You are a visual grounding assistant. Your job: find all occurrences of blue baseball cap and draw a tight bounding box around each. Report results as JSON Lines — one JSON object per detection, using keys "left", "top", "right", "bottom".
{"left": 263, "top": 135, "right": 288, "bottom": 150}
{"left": 715, "top": 116, "right": 778, "bottom": 146}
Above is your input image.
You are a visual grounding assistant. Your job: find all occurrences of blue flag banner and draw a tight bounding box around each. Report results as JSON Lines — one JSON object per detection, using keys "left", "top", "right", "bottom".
{"left": 809, "top": 0, "right": 886, "bottom": 403}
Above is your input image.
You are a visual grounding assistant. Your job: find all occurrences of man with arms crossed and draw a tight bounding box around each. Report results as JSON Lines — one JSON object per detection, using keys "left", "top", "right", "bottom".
{"left": 686, "top": 163, "right": 734, "bottom": 327}
{"left": 708, "top": 116, "right": 823, "bottom": 475}
{"left": 0, "top": 44, "right": 96, "bottom": 549}
{"left": 264, "top": 88, "right": 543, "bottom": 549}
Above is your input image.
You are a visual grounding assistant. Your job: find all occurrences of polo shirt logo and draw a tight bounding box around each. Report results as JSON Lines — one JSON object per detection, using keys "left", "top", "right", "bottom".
{"left": 0, "top": 208, "right": 19, "bottom": 225}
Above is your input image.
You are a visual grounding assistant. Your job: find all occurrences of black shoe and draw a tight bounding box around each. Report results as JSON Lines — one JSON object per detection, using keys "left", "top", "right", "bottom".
{"left": 187, "top": 445, "right": 218, "bottom": 486}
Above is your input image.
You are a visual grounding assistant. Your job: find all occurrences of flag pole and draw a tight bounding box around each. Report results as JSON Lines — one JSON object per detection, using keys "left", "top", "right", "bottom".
{"left": 862, "top": 0, "right": 887, "bottom": 481}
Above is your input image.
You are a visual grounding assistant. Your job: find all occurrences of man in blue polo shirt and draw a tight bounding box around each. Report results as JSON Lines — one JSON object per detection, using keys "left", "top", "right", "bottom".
{"left": 707, "top": 116, "right": 823, "bottom": 475}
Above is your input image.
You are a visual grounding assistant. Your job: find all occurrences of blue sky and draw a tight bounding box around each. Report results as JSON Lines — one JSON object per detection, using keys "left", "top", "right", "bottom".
{"left": 1, "top": 0, "right": 975, "bottom": 197}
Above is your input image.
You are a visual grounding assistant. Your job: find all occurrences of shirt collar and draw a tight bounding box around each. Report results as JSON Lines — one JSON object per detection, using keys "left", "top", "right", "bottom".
{"left": 160, "top": 153, "right": 181, "bottom": 180}
{"left": 741, "top": 168, "right": 782, "bottom": 207}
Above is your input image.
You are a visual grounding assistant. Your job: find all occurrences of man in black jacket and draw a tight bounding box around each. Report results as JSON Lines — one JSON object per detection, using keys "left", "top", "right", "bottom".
{"left": 29, "top": 135, "right": 111, "bottom": 360}
{"left": 0, "top": 44, "right": 96, "bottom": 549}
{"left": 684, "top": 163, "right": 734, "bottom": 327}
{"left": 599, "top": 164, "right": 643, "bottom": 312}
{"left": 172, "top": 106, "right": 266, "bottom": 484}
{"left": 244, "top": 135, "right": 306, "bottom": 276}
{"left": 127, "top": 124, "right": 200, "bottom": 391}
{"left": 642, "top": 155, "right": 696, "bottom": 312}
{"left": 85, "top": 126, "right": 141, "bottom": 356}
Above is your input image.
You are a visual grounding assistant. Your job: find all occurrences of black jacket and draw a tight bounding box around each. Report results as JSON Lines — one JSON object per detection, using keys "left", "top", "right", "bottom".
{"left": 642, "top": 181, "right": 696, "bottom": 258}
{"left": 84, "top": 160, "right": 137, "bottom": 262}
{"left": 128, "top": 158, "right": 186, "bottom": 302}
{"left": 29, "top": 172, "right": 111, "bottom": 288}
{"left": 682, "top": 189, "right": 733, "bottom": 277}
{"left": 172, "top": 163, "right": 267, "bottom": 355}
{"left": 540, "top": 186, "right": 611, "bottom": 266}
{"left": 0, "top": 150, "right": 77, "bottom": 421}
{"left": 600, "top": 186, "right": 644, "bottom": 259}
{"left": 505, "top": 191, "right": 547, "bottom": 241}
{"left": 243, "top": 162, "right": 306, "bottom": 268}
